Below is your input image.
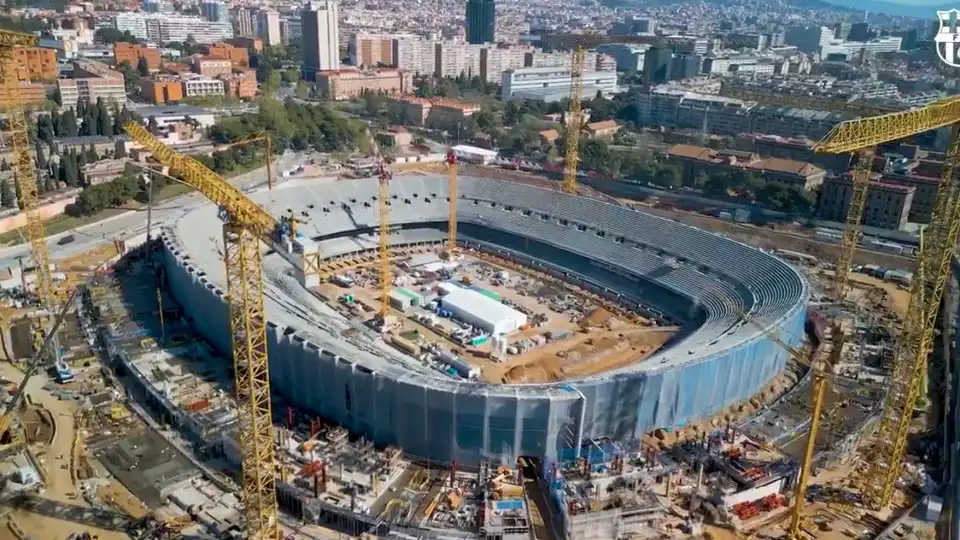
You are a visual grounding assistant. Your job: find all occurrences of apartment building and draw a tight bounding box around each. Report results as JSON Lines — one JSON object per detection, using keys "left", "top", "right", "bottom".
{"left": 114, "top": 43, "right": 161, "bottom": 70}
{"left": 114, "top": 12, "right": 234, "bottom": 44}
{"left": 663, "top": 144, "right": 825, "bottom": 191}
{"left": 221, "top": 73, "right": 257, "bottom": 99}
{"left": 316, "top": 68, "right": 412, "bottom": 101}
{"left": 501, "top": 66, "right": 620, "bottom": 102}
{"left": 258, "top": 9, "right": 282, "bottom": 47}
{"left": 140, "top": 78, "right": 185, "bottom": 104}
{"left": 636, "top": 86, "right": 843, "bottom": 141}
{"left": 877, "top": 173, "right": 939, "bottom": 224}
{"left": 202, "top": 42, "right": 249, "bottom": 67}
{"left": 0, "top": 82, "right": 48, "bottom": 107}
{"left": 193, "top": 56, "right": 232, "bottom": 78}
{"left": 390, "top": 96, "right": 479, "bottom": 130}
{"left": 14, "top": 46, "right": 57, "bottom": 82}
{"left": 225, "top": 37, "right": 263, "bottom": 54}
{"left": 181, "top": 74, "right": 225, "bottom": 97}
{"left": 393, "top": 38, "right": 438, "bottom": 76}
{"left": 819, "top": 175, "right": 915, "bottom": 230}
{"left": 351, "top": 33, "right": 418, "bottom": 67}
{"left": 58, "top": 60, "right": 126, "bottom": 107}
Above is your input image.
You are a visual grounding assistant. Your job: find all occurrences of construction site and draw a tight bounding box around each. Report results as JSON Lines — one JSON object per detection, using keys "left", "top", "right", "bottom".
{"left": 314, "top": 246, "right": 677, "bottom": 385}
{"left": 0, "top": 26, "right": 954, "bottom": 540}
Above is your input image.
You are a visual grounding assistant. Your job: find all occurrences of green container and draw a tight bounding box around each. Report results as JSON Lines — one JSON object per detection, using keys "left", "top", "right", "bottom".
{"left": 478, "top": 289, "right": 501, "bottom": 302}
{"left": 397, "top": 288, "right": 421, "bottom": 305}
{"left": 400, "top": 329, "right": 420, "bottom": 341}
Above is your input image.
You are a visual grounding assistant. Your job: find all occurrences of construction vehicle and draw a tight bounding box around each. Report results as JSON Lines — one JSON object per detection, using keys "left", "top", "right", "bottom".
{"left": 122, "top": 121, "right": 327, "bottom": 539}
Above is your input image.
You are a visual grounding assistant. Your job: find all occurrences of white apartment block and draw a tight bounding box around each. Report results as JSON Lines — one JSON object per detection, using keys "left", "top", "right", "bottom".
{"left": 182, "top": 76, "right": 225, "bottom": 97}
{"left": 58, "top": 77, "right": 126, "bottom": 107}
{"left": 114, "top": 13, "right": 233, "bottom": 44}
{"left": 502, "top": 66, "right": 620, "bottom": 102}
{"left": 436, "top": 42, "right": 483, "bottom": 78}
{"left": 481, "top": 46, "right": 530, "bottom": 83}
{"left": 529, "top": 51, "right": 615, "bottom": 72}
{"left": 394, "top": 38, "right": 437, "bottom": 76}
{"left": 821, "top": 36, "right": 903, "bottom": 59}
{"left": 301, "top": 0, "right": 340, "bottom": 79}
{"left": 258, "top": 9, "right": 282, "bottom": 47}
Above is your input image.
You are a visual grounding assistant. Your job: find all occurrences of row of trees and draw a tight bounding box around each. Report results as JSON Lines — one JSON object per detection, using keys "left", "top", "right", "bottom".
{"left": 35, "top": 99, "right": 139, "bottom": 140}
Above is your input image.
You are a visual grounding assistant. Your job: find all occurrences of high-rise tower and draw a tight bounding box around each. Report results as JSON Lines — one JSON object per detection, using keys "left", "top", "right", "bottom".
{"left": 301, "top": 0, "right": 340, "bottom": 80}
{"left": 465, "top": 0, "right": 495, "bottom": 44}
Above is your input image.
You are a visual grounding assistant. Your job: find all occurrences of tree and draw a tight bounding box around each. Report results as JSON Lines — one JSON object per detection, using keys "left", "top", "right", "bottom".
{"left": 0, "top": 179, "right": 14, "bottom": 208}
{"left": 137, "top": 56, "right": 150, "bottom": 77}
{"left": 62, "top": 108, "right": 78, "bottom": 137}
{"left": 85, "top": 144, "right": 98, "bottom": 163}
{"left": 148, "top": 116, "right": 160, "bottom": 135}
{"left": 34, "top": 142, "right": 46, "bottom": 169}
{"left": 263, "top": 71, "right": 282, "bottom": 94}
{"left": 52, "top": 86, "right": 62, "bottom": 107}
{"left": 13, "top": 178, "right": 21, "bottom": 209}
{"left": 0, "top": 159, "right": 9, "bottom": 172}
{"left": 116, "top": 61, "right": 140, "bottom": 94}
{"left": 94, "top": 28, "right": 139, "bottom": 45}
{"left": 281, "top": 67, "right": 300, "bottom": 85}
{"left": 115, "top": 139, "right": 127, "bottom": 158}
{"left": 96, "top": 100, "right": 113, "bottom": 136}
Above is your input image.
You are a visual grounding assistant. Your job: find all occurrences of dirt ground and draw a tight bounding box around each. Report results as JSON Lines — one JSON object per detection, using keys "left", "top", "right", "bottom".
{"left": 481, "top": 326, "right": 677, "bottom": 383}
{"left": 847, "top": 273, "right": 911, "bottom": 317}
{"left": 0, "top": 362, "right": 130, "bottom": 540}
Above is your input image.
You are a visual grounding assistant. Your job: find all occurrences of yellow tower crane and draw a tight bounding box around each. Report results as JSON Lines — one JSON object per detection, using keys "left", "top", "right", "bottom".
{"left": 737, "top": 309, "right": 829, "bottom": 539}
{"left": 809, "top": 97, "right": 960, "bottom": 509}
{"left": 445, "top": 149, "right": 458, "bottom": 257}
{"left": 214, "top": 131, "right": 275, "bottom": 190}
{"left": 561, "top": 47, "right": 586, "bottom": 194}
{"left": 122, "top": 121, "right": 326, "bottom": 539}
{"left": 376, "top": 159, "right": 392, "bottom": 321}
{"left": 717, "top": 81, "right": 898, "bottom": 299}
{"left": 553, "top": 33, "right": 673, "bottom": 195}
{"left": 0, "top": 30, "right": 60, "bottom": 355}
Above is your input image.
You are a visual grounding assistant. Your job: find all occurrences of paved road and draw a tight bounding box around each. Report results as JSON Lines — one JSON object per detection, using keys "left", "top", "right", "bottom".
{"left": 0, "top": 152, "right": 309, "bottom": 270}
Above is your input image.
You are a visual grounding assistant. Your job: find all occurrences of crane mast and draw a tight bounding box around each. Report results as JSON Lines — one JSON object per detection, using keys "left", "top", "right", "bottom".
{"left": 446, "top": 149, "right": 458, "bottom": 257}
{"left": 806, "top": 99, "right": 960, "bottom": 509}
{"left": 123, "top": 121, "right": 285, "bottom": 539}
{"left": 377, "top": 160, "right": 392, "bottom": 319}
{"left": 561, "top": 46, "right": 586, "bottom": 194}
{"left": 0, "top": 31, "right": 60, "bottom": 357}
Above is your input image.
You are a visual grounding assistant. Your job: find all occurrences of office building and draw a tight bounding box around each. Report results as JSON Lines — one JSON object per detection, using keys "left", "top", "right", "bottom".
{"left": 317, "top": 68, "right": 411, "bottom": 100}
{"left": 114, "top": 43, "right": 160, "bottom": 70}
{"left": 142, "top": 0, "right": 173, "bottom": 13}
{"left": 13, "top": 46, "right": 58, "bottom": 82}
{"left": 201, "top": 0, "right": 225, "bottom": 23}
{"left": 282, "top": 14, "right": 302, "bottom": 42}
{"left": 391, "top": 97, "right": 478, "bottom": 129}
{"left": 301, "top": 0, "right": 340, "bottom": 80}
{"left": 232, "top": 8, "right": 256, "bottom": 39}
{"left": 58, "top": 60, "right": 127, "bottom": 107}
{"left": 663, "top": 144, "right": 825, "bottom": 191}
{"left": 670, "top": 54, "right": 701, "bottom": 81}
{"left": 180, "top": 74, "right": 225, "bottom": 97}
{"left": 834, "top": 22, "right": 852, "bottom": 40}
{"left": 501, "top": 66, "right": 620, "bottom": 102}
{"left": 193, "top": 56, "right": 232, "bottom": 78}
{"left": 848, "top": 22, "right": 871, "bottom": 42}
{"left": 351, "top": 33, "right": 410, "bottom": 67}
{"left": 819, "top": 175, "right": 914, "bottom": 230}
{"left": 784, "top": 25, "right": 832, "bottom": 53}
{"left": 465, "top": 0, "right": 495, "bottom": 44}
{"left": 643, "top": 46, "right": 672, "bottom": 84}
{"left": 595, "top": 44, "right": 648, "bottom": 72}
{"left": 140, "top": 78, "right": 184, "bottom": 104}
{"left": 258, "top": 10, "right": 282, "bottom": 47}
{"left": 202, "top": 42, "right": 249, "bottom": 67}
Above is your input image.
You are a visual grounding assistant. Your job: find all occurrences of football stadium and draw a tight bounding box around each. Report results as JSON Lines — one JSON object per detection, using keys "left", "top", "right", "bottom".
{"left": 157, "top": 174, "right": 809, "bottom": 467}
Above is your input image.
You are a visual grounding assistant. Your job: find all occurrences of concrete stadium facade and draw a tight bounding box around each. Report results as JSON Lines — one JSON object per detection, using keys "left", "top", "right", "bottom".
{"left": 157, "top": 175, "right": 809, "bottom": 466}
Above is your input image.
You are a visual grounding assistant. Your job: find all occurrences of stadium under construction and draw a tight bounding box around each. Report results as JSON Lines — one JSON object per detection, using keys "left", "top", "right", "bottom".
{"left": 156, "top": 175, "right": 809, "bottom": 467}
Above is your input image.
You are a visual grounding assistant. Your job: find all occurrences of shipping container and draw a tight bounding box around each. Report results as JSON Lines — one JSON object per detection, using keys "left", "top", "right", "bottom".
{"left": 389, "top": 290, "right": 413, "bottom": 312}
{"left": 396, "top": 288, "right": 422, "bottom": 306}
{"left": 815, "top": 231, "right": 842, "bottom": 244}
{"left": 734, "top": 208, "right": 750, "bottom": 223}
{"left": 471, "top": 335, "right": 488, "bottom": 346}
{"left": 332, "top": 275, "right": 355, "bottom": 287}
{"left": 390, "top": 335, "right": 420, "bottom": 356}
{"left": 186, "top": 398, "right": 211, "bottom": 412}
{"left": 718, "top": 211, "right": 732, "bottom": 220}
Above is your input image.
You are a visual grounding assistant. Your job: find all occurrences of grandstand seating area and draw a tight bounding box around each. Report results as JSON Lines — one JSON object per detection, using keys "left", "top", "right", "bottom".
{"left": 158, "top": 174, "right": 809, "bottom": 464}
